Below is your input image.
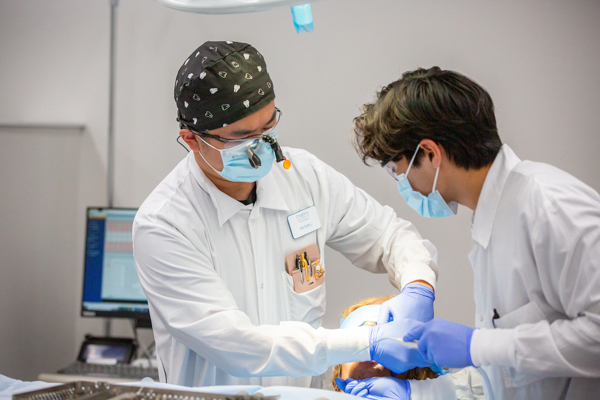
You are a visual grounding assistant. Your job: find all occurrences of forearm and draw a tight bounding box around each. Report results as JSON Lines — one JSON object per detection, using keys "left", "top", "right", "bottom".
{"left": 333, "top": 207, "right": 439, "bottom": 290}
{"left": 378, "top": 219, "right": 438, "bottom": 290}
{"left": 160, "top": 307, "right": 371, "bottom": 377}
{"left": 371, "top": 201, "right": 438, "bottom": 290}
{"left": 471, "top": 317, "right": 600, "bottom": 378}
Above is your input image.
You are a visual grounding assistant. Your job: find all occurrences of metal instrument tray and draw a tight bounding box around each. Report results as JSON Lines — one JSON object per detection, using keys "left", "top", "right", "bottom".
{"left": 13, "top": 381, "right": 280, "bottom": 400}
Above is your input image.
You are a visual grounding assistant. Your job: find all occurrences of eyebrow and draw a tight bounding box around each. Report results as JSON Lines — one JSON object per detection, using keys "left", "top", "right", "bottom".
{"left": 229, "top": 109, "right": 277, "bottom": 138}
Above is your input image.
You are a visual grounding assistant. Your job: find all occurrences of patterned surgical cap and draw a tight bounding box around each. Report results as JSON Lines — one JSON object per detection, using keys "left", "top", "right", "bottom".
{"left": 174, "top": 41, "right": 275, "bottom": 132}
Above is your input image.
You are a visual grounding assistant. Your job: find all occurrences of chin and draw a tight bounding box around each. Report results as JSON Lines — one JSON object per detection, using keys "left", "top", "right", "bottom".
{"left": 348, "top": 361, "right": 393, "bottom": 381}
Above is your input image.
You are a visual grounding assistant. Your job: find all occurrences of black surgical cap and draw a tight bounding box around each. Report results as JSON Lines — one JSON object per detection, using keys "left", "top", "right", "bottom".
{"left": 174, "top": 41, "right": 276, "bottom": 132}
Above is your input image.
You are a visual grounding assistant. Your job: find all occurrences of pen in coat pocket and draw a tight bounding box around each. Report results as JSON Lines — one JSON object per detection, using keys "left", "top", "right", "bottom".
{"left": 296, "top": 254, "right": 304, "bottom": 283}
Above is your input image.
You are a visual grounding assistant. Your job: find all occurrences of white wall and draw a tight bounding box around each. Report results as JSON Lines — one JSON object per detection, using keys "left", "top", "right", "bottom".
{"left": 0, "top": 125, "right": 83, "bottom": 380}
{"left": 1, "top": 0, "right": 599, "bottom": 381}
{"left": 0, "top": 0, "right": 110, "bottom": 379}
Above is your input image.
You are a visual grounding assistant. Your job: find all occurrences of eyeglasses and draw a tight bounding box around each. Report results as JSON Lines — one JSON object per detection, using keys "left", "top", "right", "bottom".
{"left": 381, "top": 146, "right": 421, "bottom": 180}
{"left": 189, "top": 107, "right": 282, "bottom": 149}
{"left": 380, "top": 151, "right": 403, "bottom": 180}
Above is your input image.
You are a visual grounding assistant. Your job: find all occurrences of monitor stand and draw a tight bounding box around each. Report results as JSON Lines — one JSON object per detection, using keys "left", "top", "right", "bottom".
{"left": 104, "top": 318, "right": 112, "bottom": 337}
{"left": 134, "top": 318, "right": 152, "bottom": 330}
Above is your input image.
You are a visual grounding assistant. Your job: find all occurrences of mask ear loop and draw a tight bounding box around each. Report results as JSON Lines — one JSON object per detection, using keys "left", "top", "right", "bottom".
{"left": 405, "top": 144, "right": 421, "bottom": 177}
{"left": 196, "top": 147, "right": 223, "bottom": 176}
{"left": 195, "top": 136, "right": 226, "bottom": 176}
{"left": 197, "top": 135, "right": 222, "bottom": 152}
{"left": 432, "top": 167, "right": 440, "bottom": 192}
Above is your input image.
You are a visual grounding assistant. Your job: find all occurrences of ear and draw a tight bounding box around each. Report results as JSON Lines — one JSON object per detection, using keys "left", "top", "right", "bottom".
{"left": 179, "top": 129, "right": 200, "bottom": 152}
{"left": 419, "top": 139, "right": 442, "bottom": 169}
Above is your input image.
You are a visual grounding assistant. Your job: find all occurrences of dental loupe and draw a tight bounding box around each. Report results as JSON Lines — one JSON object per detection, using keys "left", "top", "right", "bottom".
{"left": 245, "top": 135, "right": 285, "bottom": 169}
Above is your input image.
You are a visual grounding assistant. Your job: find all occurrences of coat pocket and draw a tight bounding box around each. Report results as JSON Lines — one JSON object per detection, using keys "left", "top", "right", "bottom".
{"left": 495, "top": 300, "right": 548, "bottom": 388}
{"left": 494, "top": 300, "right": 546, "bottom": 329}
{"left": 280, "top": 271, "right": 326, "bottom": 328}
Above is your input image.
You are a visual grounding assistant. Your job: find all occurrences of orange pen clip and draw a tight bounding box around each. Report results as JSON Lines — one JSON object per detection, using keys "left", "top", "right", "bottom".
{"left": 301, "top": 254, "right": 309, "bottom": 282}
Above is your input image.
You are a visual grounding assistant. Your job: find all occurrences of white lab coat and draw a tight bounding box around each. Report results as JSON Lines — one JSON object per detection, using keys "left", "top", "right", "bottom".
{"left": 133, "top": 147, "right": 438, "bottom": 387}
{"left": 465, "top": 145, "right": 600, "bottom": 399}
{"left": 409, "top": 367, "right": 485, "bottom": 400}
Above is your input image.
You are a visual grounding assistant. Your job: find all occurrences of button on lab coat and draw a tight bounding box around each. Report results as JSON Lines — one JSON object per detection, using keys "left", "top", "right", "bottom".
{"left": 133, "top": 147, "right": 438, "bottom": 387}
{"left": 466, "top": 145, "right": 600, "bottom": 399}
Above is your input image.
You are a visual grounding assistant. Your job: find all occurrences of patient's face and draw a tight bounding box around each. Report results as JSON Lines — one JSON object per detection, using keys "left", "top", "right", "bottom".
{"left": 341, "top": 359, "right": 393, "bottom": 380}
{"left": 340, "top": 300, "right": 393, "bottom": 380}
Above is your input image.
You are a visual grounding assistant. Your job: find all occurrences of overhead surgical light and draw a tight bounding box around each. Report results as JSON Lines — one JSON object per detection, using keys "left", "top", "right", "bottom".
{"left": 158, "top": 0, "right": 317, "bottom": 32}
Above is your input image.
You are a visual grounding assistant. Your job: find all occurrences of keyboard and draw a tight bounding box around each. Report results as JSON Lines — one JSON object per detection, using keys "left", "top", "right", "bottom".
{"left": 58, "top": 362, "right": 159, "bottom": 380}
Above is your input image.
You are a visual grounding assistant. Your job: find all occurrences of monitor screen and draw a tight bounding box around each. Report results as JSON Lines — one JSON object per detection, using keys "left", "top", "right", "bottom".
{"left": 82, "top": 344, "right": 129, "bottom": 364}
{"left": 81, "top": 207, "right": 149, "bottom": 320}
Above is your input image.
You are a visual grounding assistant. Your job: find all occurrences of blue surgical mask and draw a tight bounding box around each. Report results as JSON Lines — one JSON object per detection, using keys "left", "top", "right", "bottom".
{"left": 387, "top": 144, "right": 458, "bottom": 218}
{"left": 198, "top": 131, "right": 277, "bottom": 183}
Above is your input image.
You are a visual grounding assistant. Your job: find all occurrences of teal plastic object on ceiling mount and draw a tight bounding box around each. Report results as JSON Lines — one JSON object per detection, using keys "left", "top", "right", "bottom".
{"left": 291, "top": 4, "right": 314, "bottom": 33}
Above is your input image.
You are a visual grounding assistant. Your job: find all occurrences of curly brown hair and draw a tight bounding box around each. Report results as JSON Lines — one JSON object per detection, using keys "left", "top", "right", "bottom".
{"left": 331, "top": 296, "right": 436, "bottom": 392}
{"left": 353, "top": 67, "right": 501, "bottom": 170}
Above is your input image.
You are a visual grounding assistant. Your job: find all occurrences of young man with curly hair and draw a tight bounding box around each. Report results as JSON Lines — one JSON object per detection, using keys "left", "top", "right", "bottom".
{"left": 341, "top": 67, "right": 600, "bottom": 400}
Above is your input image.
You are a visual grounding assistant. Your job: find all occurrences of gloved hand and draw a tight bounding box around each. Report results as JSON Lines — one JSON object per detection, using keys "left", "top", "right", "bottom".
{"left": 377, "top": 284, "right": 435, "bottom": 325}
{"left": 335, "top": 377, "right": 410, "bottom": 400}
{"left": 369, "top": 318, "right": 430, "bottom": 374}
{"left": 403, "top": 318, "right": 475, "bottom": 368}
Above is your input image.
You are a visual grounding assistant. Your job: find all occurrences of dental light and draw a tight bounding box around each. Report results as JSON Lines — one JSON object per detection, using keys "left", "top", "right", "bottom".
{"left": 157, "top": 0, "right": 318, "bottom": 32}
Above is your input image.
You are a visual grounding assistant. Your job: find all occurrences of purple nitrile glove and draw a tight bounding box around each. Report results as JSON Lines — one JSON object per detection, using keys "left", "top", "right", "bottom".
{"left": 369, "top": 318, "right": 430, "bottom": 374}
{"left": 377, "top": 284, "right": 435, "bottom": 325}
{"left": 403, "top": 318, "right": 475, "bottom": 368}
{"left": 341, "top": 377, "right": 411, "bottom": 400}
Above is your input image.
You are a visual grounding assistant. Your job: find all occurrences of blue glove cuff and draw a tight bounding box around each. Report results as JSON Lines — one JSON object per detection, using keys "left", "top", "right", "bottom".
{"left": 402, "top": 283, "right": 435, "bottom": 301}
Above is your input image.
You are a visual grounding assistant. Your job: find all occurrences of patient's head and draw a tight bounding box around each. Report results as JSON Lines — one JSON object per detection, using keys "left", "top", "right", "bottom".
{"left": 331, "top": 296, "right": 436, "bottom": 391}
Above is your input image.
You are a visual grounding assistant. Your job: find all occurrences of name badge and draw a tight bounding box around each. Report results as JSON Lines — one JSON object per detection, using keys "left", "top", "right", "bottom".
{"left": 287, "top": 206, "right": 321, "bottom": 239}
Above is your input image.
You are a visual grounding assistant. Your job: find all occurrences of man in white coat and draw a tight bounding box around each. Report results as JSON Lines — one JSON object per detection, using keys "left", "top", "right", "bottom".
{"left": 133, "top": 42, "right": 441, "bottom": 388}
{"left": 338, "top": 66, "right": 600, "bottom": 399}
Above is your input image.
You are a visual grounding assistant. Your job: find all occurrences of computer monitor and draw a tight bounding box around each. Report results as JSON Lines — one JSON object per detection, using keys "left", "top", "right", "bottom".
{"left": 81, "top": 207, "right": 150, "bottom": 325}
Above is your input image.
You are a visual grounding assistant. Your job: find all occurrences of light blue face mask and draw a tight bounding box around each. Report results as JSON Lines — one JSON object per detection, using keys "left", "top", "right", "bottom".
{"left": 386, "top": 144, "right": 458, "bottom": 218}
{"left": 340, "top": 305, "right": 382, "bottom": 329}
{"left": 198, "top": 131, "right": 277, "bottom": 183}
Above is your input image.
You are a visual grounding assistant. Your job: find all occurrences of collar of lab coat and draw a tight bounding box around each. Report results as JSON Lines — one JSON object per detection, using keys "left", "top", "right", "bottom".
{"left": 471, "top": 144, "right": 521, "bottom": 249}
{"left": 188, "top": 152, "right": 289, "bottom": 227}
